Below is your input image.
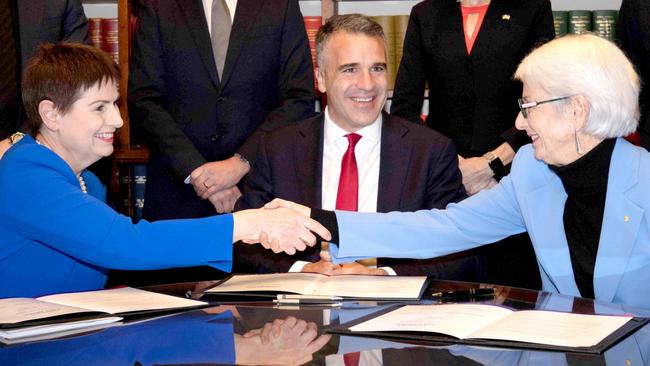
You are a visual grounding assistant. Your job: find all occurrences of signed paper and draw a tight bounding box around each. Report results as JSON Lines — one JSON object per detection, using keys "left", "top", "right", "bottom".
{"left": 349, "top": 304, "right": 632, "bottom": 348}
{"left": 207, "top": 273, "right": 427, "bottom": 300}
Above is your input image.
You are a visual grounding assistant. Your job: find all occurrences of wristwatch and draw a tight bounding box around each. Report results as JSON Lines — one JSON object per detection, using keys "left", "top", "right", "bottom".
{"left": 483, "top": 151, "right": 505, "bottom": 178}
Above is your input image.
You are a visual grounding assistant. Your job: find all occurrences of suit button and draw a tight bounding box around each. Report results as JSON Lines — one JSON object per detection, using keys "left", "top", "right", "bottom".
{"left": 211, "top": 134, "right": 221, "bottom": 142}
{"left": 217, "top": 97, "right": 225, "bottom": 103}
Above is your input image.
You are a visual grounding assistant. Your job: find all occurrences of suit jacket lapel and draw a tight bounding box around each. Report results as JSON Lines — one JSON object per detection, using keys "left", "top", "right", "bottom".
{"left": 440, "top": 1, "right": 467, "bottom": 57}
{"left": 377, "top": 114, "right": 411, "bottom": 212}
{"left": 220, "top": 0, "right": 262, "bottom": 88}
{"left": 295, "top": 115, "right": 324, "bottom": 208}
{"left": 175, "top": 0, "right": 220, "bottom": 89}
{"left": 471, "top": 0, "right": 508, "bottom": 55}
{"left": 594, "top": 139, "right": 643, "bottom": 302}
{"left": 17, "top": 0, "right": 44, "bottom": 65}
{"left": 522, "top": 165, "right": 581, "bottom": 296}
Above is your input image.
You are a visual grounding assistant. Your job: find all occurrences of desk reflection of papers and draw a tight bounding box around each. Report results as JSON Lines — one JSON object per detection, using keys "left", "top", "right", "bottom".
{"left": 334, "top": 304, "right": 643, "bottom": 353}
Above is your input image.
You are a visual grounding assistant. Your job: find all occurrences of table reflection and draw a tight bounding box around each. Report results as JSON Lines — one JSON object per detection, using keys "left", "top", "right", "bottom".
{"left": 1, "top": 280, "right": 648, "bottom": 365}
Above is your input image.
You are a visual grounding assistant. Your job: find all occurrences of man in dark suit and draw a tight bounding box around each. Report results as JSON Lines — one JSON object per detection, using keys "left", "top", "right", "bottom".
{"left": 0, "top": 0, "right": 89, "bottom": 140}
{"left": 619, "top": 0, "right": 650, "bottom": 151}
{"left": 128, "top": 0, "right": 315, "bottom": 219}
{"left": 234, "top": 14, "right": 484, "bottom": 279}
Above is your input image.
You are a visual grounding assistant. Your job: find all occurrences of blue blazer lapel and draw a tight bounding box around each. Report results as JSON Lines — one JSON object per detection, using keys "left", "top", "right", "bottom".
{"left": 377, "top": 113, "right": 412, "bottom": 212}
{"left": 295, "top": 116, "right": 324, "bottom": 208}
{"left": 175, "top": 0, "right": 220, "bottom": 89}
{"left": 219, "top": 0, "right": 262, "bottom": 88}
{"left": 521, "top": 163, "right": 581, "bottom": 296}
{"left": 594, "top": 139, "right": 643, "bottom": 302}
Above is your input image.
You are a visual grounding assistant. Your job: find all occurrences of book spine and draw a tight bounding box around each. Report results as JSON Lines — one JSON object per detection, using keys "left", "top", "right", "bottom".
{"left": 371, "top": 15, "right": 397, "bottom": 90}
{"left": 100, "top": 18, "right": 119, "bottom": 64}
{"left": 552, "top": 11, "right": 569, "bottom": 37}
{"left": 132, "top": 164, "right": 147, "bottom": 223}
{"left": 393, "top": 15, "right": 410, "bottom": 80}
{"left": 88, "top": 18, "right": 103, "bottom": 49}
{"left": 592, "top": 10, "right": 618, "bottom": 41}
{"left": 568, "top": 10, "right": 592, "bottom": 35}
{"left": 118, "top": 164, "right": 133, "bottom": 218}
{"left": 303, "top": 16, "right": 322, "bottom": 93}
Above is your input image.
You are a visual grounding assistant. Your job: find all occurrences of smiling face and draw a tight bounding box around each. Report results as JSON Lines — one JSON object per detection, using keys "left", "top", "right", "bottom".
{"left": 316, "top": 32, "right": 387, "bottom": 132}
{"left": 514, "top": 84, "right": 580, "bottom": 166}
{"left": 45, "top": 79, "right": 123, "bottom": 172}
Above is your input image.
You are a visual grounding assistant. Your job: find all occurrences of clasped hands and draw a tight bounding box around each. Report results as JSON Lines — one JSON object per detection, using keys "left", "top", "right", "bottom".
{"left": 190, "top": 156, "right": 249, "bottom": 213}
{"left": 233, "top": 198, "right": 330, "bottom": 256}
{"left": 253, "top": 199, "right": 387, "bottom": 275}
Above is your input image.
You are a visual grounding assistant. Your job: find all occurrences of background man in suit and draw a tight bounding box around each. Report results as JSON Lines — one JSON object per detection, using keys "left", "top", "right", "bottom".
{"left": 128, "top": 0, "right": 315, "bottom": 219}
{"left": 234, "top": 14, "right": 485, "bottom": 280}
{"left": 0, "top": 0, "right": 89, "bottom": 140}
{"left": 619, "top": 0, "right": 650, "bottom": 151}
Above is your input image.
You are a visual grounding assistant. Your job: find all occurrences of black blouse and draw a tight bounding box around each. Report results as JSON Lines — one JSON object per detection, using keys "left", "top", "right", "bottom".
{"left": 549, "top": 138, "right": 616, "bottom": 299}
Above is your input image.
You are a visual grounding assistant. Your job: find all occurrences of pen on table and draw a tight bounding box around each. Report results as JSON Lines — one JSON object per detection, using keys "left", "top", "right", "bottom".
{"left": 275, "top": 294, "right": 343, "bottom": 304}
{"left": 431, "top": 288, "right": 495, "bottom": 299}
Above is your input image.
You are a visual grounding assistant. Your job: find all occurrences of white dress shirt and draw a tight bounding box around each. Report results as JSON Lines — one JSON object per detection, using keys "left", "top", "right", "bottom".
{"left": 290, "top": 108, "right": 396, "bottom": 275}
{"left": 321, "top": 107, "right": 381, "bottom": 213}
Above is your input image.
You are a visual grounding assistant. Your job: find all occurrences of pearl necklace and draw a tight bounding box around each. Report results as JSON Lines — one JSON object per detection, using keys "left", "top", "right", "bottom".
{"left": 35, "top": 138, "right": 88, "bottom": 194}
{"left": 77, "top": 174, "right": 88, "bottom": 194}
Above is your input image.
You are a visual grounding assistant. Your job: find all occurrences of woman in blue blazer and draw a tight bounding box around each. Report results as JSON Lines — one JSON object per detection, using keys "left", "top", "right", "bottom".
{"left": 271, "top": 34, "right": 650, "bottom": 309}
{"left": 0, "top": 43, "right": 328, "bottom": 298}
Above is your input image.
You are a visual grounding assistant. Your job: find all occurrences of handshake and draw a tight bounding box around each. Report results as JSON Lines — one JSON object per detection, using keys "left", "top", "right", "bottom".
{"left": 232, "top": 199, "right": 331, "bottom": 256}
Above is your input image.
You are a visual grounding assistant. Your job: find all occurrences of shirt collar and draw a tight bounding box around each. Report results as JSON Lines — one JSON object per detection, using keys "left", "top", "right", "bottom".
{"left": 323, "top": 107, "right": 382, "bottom": 147}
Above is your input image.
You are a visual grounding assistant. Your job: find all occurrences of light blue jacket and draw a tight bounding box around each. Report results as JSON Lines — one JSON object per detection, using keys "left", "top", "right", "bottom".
{"left": 332, "top": 138, "right": 650, "bottom": 309}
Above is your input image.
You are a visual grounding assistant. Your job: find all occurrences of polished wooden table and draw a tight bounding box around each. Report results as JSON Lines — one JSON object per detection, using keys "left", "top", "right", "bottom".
{"left": 2, "top": 280, "right": 649, "bottom": 365}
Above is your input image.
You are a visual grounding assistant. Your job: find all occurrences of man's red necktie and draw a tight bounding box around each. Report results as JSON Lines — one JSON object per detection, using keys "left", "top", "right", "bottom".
{"left": 336, "top": 133, "right": 362, "bottom": 211}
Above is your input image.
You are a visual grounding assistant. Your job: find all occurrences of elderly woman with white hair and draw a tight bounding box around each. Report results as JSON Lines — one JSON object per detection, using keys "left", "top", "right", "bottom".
{"left": 269, "top": 34, "right": 650, "bottom": 309}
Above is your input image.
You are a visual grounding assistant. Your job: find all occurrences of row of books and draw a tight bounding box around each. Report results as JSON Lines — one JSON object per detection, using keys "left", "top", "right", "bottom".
{"left": 303, "top": 15, "right": 410, "bottom": 91}
{"left": 115, "top": 164, "right": 146, "bottom": 222}
{"left": 553, "top": 10, "right": 618, "bottom": 41}
{"left": 88, "top": 17, "right": 119, "bottom": 64}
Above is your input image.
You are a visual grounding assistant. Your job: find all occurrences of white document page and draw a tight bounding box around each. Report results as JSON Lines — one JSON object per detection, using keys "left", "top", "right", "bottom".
{"left": 470, "top": 309, "right": 632, "bottom": 348}
{"left": 349, "top": 304, "right": 632, "bottom": 348}
{"left": 206, "top": 273, "right": 427, "bottom": 299}
{"left": 37, "top": 287, "right": 206, "bottom": 314}
{"left": 0, "top": 298, "right": 100, "bottom": 325}
{"left": 0, "top": 317, "right": 122, "bottom": 340}
{"left": 350, "top": 304, "right": 513, "bottom": 339}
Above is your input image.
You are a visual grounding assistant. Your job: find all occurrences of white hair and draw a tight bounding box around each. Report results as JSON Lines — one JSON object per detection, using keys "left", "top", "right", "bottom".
{"left": 514, "top": 34, "right": 640, "bottom": 138}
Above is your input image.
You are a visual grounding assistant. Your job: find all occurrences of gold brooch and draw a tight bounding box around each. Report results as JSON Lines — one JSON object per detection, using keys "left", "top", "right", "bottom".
{"left": 502, "top": 14, "right": 511, "bottom": 20}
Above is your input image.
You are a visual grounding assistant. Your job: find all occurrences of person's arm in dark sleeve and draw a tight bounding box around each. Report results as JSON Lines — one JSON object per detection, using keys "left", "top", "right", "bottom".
{"left": 128, "top": 0, "right": 206, "bottom": 181}
{"left": 237, "top": 0, "right": 315, "bottom": 160}
{"left": 61, "top": 0, "right": 91, "bottom": 44}
{"left": 310, "top": 208, "right": 339, "bottom": 244}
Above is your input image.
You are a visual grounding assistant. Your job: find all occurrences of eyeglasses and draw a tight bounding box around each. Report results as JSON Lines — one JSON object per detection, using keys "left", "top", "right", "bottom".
{"left": 517, "top": 96, "right": 572, "bottom": 118}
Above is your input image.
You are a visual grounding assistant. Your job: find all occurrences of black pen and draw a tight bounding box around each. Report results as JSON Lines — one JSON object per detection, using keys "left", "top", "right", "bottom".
{"left": 431, "top": 288, "right": 495, "bottom": 299}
